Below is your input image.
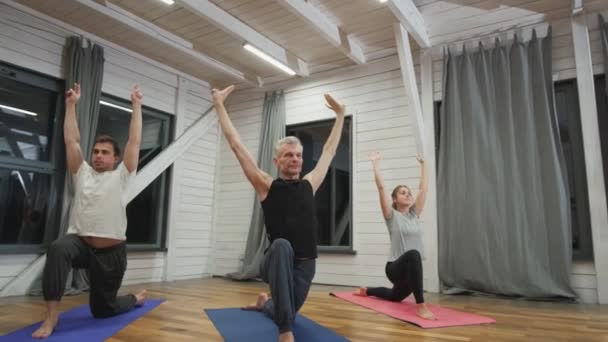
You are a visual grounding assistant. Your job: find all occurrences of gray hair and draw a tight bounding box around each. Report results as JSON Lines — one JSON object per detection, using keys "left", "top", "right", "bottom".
{"left": 274, "top": 136, "right": 302, "bottom": 158}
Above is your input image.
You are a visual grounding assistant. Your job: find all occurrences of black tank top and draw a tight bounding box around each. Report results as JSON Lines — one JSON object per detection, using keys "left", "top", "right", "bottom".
{"left": 261, "top": 178, "right": 318, "bottom": 259}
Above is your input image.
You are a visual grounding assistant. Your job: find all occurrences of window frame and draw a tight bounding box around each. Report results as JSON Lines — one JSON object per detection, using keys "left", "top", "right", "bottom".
{"left": 554, "top": 79, "right": 594, "bottom": 261}
{"left": 286, "top": 116, "right": 354, "bottom": 253}
{"left": 97, "top": 93, "right": 173, "bottom": 252}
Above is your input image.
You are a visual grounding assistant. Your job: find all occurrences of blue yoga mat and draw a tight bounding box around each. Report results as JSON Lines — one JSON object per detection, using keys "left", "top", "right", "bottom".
{"left": 205, "top": 308, "right": 349, "bottom": 342}
{"left": 0, "top": 299, "right": 164, "bottom": 342}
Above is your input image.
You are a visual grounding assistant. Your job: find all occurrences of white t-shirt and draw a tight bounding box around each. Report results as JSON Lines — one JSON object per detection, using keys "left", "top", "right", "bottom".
{"left": 66, "top": 161, "right": 135, "bottom": 240}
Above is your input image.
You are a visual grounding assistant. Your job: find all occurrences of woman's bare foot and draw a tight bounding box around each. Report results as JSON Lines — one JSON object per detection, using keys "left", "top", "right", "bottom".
{"left": 416, "top": 303, "right": 437, "bottom": 320}
{"left": 31, "top": 314, "right": 58, "bottom": 339}
{"left": 353, "top": 287, "right": 368, "bottom": 296}
{"left": 135, "top": 290, "right": 147, "bottom": 306}
{"left": 242, "top": 292, "right": 269, "bottom": 311}
{"left": 279, "top": 331, "right": 294, "bottom": 342}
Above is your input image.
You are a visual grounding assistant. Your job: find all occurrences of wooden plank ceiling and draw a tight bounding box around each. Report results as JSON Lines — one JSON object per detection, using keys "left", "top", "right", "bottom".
{"left": 14, "top": 0, "right": 572, "bottom": 87}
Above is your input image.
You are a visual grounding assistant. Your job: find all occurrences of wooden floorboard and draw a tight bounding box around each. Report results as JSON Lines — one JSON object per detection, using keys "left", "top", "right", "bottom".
{"left": 1, "top": 278, "right": 607, "bottom": 341}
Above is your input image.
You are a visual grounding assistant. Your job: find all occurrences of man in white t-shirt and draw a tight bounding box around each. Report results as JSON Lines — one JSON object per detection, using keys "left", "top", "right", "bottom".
{"left": 32, "top": 83, "right": 146, "bottom": 339}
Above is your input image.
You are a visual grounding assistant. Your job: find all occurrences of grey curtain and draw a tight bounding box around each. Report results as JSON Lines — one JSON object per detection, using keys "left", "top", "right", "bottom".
{"left": 226, "top": 91, "right": 285, "bottom": 280}
{"left": 64, "top": 37, "right": 105, "bottom": 160}
{"left": 601, "top": 14, "right": 608, "bottom": 95}
{"left": 437, "top": 29, "right": 576, "bottom": 299}
{"left": 30, "top": 36, "right": 105, "bottom": 295}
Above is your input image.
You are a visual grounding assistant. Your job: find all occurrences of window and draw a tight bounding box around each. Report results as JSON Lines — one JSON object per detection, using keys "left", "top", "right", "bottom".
{"left": 594, "top": 74, "right": 608, "bottom": 232}
{"left": 286, "top": 117, "right": 353, "bottom": 252}
{"left": 97, "top": 95, "right": 173, "bottom": 250}
{"left": 434, "top": 101, "right": 442, "bottom": 171}
{"left": 0, "top": 63, "right": 64, "bottom": 252}
{"left": 554, "top": 80, "right": 593, "bottom": 261}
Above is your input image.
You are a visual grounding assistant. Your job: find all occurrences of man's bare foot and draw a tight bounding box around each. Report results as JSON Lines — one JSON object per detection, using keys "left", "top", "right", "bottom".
{"left": 416, "top": 303, "right": 437, "bottom": 320}
{"left": 135, "top": 290, "right": 147, "bottom": 306}
{"left": 279, "top": 331, "right": 294, "bottom": 342}
{"left": 31, "top": 315, "right": 58, "bottom": 339}
{"left": 353, "top": 287, "right": 368, "bottom": 296}
{"left": 242, "top": 292, "right": 269, "bottom": 311}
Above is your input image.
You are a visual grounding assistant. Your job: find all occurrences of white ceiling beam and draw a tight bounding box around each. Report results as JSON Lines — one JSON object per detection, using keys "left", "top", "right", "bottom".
{"left": 420, "top": 47, "right": 439, "bottom": 293}
{"left": 394, "top": 23, "right": 425, "bottom": 154}
{"left": 277, "top": 0, "right": 366, "bottom": 64}
{"left": 128, "top": 106, "right": 216, "bottom": 202}
{"left": 74, "top": 0, "right": 259, "bottom": 86}
{"left": 1, "top": 0, "right": 210, "bottom": 88}
{"left": 177, "top": 0, "right": 309, "bottom": 77}
{"left": 387, "top": 0, "right": 431, "bottom": 48}
{"left": 572, "top": 0, "right": 583, "bottom": 15}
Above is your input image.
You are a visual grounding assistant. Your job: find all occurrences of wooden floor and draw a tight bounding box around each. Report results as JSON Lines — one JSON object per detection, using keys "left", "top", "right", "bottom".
{"left": 1, "top": 278, "right": 607, "bottom": 341}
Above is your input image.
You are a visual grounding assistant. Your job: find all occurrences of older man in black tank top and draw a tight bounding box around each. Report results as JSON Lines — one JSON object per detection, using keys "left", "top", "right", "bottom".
{"left": 213, "top": 85, "right": 345, "bottom": 342}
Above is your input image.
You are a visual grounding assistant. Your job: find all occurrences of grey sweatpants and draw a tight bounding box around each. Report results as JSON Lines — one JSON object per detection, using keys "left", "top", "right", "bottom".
{"left": 260, "top": 238, "right": 316, "bottom": 333}
{"left": 42, "top": 234, "right": 136, "bottom": 318}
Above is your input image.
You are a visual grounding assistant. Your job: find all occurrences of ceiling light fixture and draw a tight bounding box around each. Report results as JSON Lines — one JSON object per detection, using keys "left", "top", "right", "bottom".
{"left": 243, "top": 43, "right": 296, "bottom": 76}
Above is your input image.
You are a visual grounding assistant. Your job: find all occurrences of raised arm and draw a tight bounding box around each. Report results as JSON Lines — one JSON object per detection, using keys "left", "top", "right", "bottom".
{"left": 414, "top": 155, "right": 427, "bottom": 216}
{"left": 213, "top": 85, "right": 272, "bottom": 200}
{"left": 303, "top": 94, "right": 345, "bottom": 193}
{"left": 64, "top": 83, "right": 83, "bottom": 174}
{"left": 123, "top": 85, "right": 143, "bottom": 173}
{"left": 369, "top": 152, "right": 392, "bottom": 220}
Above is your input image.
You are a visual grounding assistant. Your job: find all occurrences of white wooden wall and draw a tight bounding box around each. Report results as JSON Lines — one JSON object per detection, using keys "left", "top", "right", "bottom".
{"left": 212, "top": 93, "right": 262, "bottom": 273}
{"left": 0, "top": 2, "right": 217, "bottom": 293}
{"left": 0, "top": 255, "right": 38, "bottom": 290}
{"left": 167, "top": 80, "right": 218, "bottom": 281}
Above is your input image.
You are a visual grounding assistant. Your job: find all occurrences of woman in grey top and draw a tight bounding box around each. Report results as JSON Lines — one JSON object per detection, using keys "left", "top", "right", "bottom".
{"left": 355, "top": 151, "right": 436, "bottom": 320}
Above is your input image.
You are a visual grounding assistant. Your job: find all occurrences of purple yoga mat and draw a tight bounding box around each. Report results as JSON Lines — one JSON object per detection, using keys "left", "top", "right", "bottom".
{"left": 0, "top": 299, "right": 164, "bottom": 341}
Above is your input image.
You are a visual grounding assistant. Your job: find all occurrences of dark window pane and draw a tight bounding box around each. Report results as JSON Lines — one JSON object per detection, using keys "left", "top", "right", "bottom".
{"left": 287, "top": 117, "right": 352, "bottom": 248}
{"left": 595, "top": 75, "right": 608, "bottom": 240}
{"left": 334, "top": 168, "right": 351, "bottom": 246}
{"left": 546, "top": 80, "right": 592, "bottom": 260}
{"left": 96, "top": 103, "right": 167, "bottom": 156}
{"left": 0, "top": 77, "right": 56, "bottom": 162}
{"left": 126, "top": 176, "right": 165, "bottom": 244}
{"left": 434, "top": 101, "right": 441, "bottom": 171}
{"left": 0, "top": 167, "right": 50, "bottom": 244}
{"left": 314, "top": 173, "right": 332, "bottom": 245}
{"left": 126, "top": 144, "right": 166, "bottom": 245}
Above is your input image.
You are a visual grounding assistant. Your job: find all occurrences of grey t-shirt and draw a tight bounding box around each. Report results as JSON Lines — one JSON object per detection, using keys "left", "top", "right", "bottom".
{"left": 385, "top": 207, "right": 424, "bottom": 262}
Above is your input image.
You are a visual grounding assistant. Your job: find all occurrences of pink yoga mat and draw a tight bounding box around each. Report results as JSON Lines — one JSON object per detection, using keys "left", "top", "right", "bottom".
{"left": 330, "top": 292, "right": 495, "bottom": 329}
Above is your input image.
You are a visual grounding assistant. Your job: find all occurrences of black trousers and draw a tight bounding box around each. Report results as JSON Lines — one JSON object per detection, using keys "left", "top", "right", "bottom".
{"left": 42, "top": 234, "right": 136, "bottom": 318}
{"left": 366, "top": 249, "right": 425, "bottom": 304}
